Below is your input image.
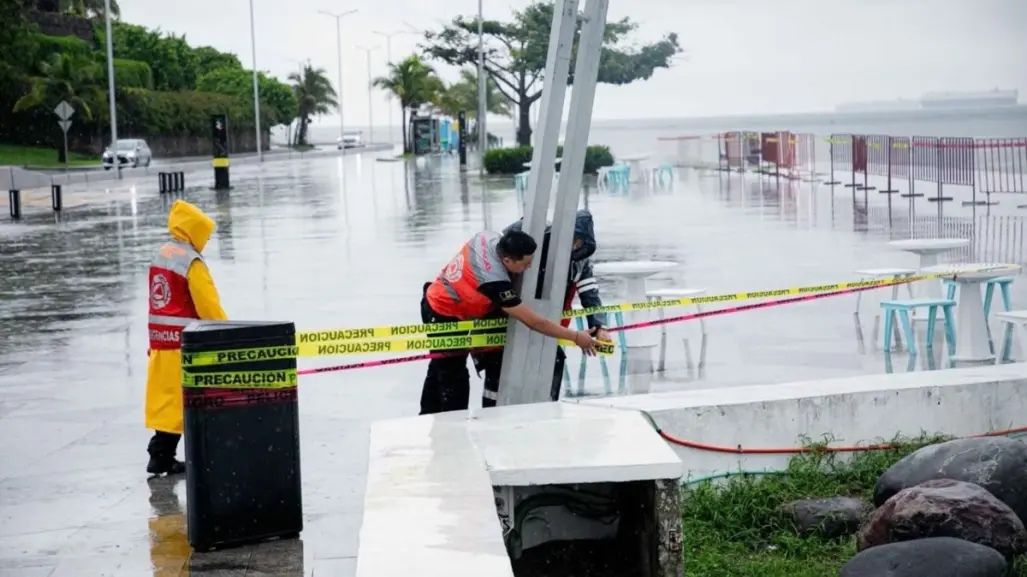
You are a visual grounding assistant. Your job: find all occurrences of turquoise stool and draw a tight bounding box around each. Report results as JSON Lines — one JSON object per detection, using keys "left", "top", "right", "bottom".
{"left": 562, "top": 314, "right": 613, "bottom": 397}
{"left": 881, "top": 298, "right": 957, "bottom": 356}
{"left": 514, "top": 170, "right": 530, "bottom": 192}
{"left": 944, "top": 276, "right": 1014, "bottom": 355}
{"left": 607, "top": 164, "right": 630, "bottom": 189}
{"left": 649, "top": 163, "right": 675, "bottom": 187}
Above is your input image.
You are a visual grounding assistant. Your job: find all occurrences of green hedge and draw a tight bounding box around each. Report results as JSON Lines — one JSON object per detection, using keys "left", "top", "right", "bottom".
{"left": 483, "top": 144, "right": 615, "bottom": 175}
{"left": 33, "top": 33, "right": 91, "bottom": 63}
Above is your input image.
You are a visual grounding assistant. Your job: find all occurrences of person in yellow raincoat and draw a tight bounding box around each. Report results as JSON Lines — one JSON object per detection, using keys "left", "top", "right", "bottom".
{"left": 145, "top": 200, "right": 227, "bottom": 476}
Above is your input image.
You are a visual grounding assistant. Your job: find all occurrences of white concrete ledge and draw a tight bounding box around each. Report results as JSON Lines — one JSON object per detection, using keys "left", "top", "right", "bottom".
{"left": 355, "top": 403, "right": 683, "bottom": 577}
{"left": 578, "top": 364, "right": 1027, "bottom": 481}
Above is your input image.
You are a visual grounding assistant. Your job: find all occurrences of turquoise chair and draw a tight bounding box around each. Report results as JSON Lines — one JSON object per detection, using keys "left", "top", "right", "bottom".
{"left": 514, "top": 171, "right": 530, "bottom": 192}
{"left": 562, "top": 315, "right": 613, "bottom": 397}
{"left": 881, "top": 298, "right": 957, "bottom": 356}
{"left": 944, "top": 276, "right": 1014, "bottom": 355}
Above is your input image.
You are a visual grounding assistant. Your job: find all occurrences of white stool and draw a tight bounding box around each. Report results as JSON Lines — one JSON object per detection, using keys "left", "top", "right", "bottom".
{"left": 994, "top": 311, "right": 1027, "bottom": 364}
{"left": 853, "top": 268, "right": 916, "bottom": 353}
{"left": 646, "top": 288, "right": 708, "bottom": 373}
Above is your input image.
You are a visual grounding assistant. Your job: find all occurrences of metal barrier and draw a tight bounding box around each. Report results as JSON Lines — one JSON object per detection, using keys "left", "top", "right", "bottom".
{"left": 975, "top": 138, "right": 1027, "bottom": 208}
{"left": 790, "top": 133, "right": 817, "bottom": 182}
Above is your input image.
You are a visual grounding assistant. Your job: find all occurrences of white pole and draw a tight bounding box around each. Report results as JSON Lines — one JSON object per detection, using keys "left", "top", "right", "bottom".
{"left": 477, "top": 0, "right": 486, "bottom": 177}
{"left": 103, "top": 0, "right": 119, "bottom": 180}
{"left": 248, "top": 0, "right": 262, "bottom": 162}
{"left": 374, "top": 30, "right": 412, "bottom": 148}
{"left": 357, "top": 46, "right": 379, "bottom": 144}
{"left": 320, "top": 10, "right": 358, "bottom": 144}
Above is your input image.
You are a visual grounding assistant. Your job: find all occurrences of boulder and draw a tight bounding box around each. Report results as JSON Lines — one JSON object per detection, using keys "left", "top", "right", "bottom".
{"left": 858, "top": 479, "right": 1027, "bottom": 557}
{"left": 840, "top": 537, "right": 1007, "bottom": 577}
{"left": 874, "top": 437, "right": 1027, "bottom": 523}
{"left": 775, "top": 496, "right": 870, "bottom": 539}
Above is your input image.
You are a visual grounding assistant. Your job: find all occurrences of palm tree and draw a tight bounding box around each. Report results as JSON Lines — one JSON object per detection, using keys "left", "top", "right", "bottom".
{"left": 372, "top": 55, "right": 444, "bottom": 154}
{"left": 434, "top": 69, "right": 510, "bottom": 121}
{"left": 287, "top": 63, "right": 337, "bottom": 147}
{"left": 14, "top": 52, "right": 103, "bottom": 121}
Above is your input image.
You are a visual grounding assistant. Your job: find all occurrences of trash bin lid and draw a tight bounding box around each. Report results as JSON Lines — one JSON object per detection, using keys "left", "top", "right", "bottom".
{"left": 182, "top": 320, "right": 295, "bottom": 348}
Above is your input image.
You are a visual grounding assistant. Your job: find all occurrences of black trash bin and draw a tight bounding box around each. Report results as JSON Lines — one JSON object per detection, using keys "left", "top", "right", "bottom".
{"left": 181, "top": 320, "right": 302, "bottom": 552}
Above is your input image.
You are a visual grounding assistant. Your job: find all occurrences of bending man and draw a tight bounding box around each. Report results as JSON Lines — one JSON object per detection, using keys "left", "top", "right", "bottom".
{"left": 419, "top": 228, "right": 597, "bottom": 415}
{"left": 473, "top": 209, "right": 609, "bottom": 406}
{"left": 145, "top": 200, "right": 227, "bottom": 476}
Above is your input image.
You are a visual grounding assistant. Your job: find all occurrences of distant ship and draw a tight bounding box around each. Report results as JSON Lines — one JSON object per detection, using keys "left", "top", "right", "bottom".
{"left": 836, "top": 89, "right": 1019, "bottom": 113}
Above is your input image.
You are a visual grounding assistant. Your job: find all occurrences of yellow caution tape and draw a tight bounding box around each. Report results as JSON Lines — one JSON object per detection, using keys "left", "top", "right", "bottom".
{"left": 182, "top": 368, "right": 298, "bottom": 388}
{"left": 182, "top": 336, "right": 616, "bottom": 366}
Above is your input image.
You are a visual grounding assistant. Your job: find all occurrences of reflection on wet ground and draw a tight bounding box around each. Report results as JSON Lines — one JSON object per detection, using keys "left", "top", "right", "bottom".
{"left": 1, "top": 151, "right": 1024, "bottom": 574}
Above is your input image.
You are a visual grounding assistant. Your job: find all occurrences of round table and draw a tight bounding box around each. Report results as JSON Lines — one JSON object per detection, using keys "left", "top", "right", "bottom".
{"left": 921, "top": 263, "right": 1021, "bottom": 362}
{"left": 619, "top": 153, "right": 652, "bottom": 184}
{"left": 888, "top": 238, "right": 969, "bottom": 318}
{"left": 592, "top": 260, "right": 679, "bottom": 394}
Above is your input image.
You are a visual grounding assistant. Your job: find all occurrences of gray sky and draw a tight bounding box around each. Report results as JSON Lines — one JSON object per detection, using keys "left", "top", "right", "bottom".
{"left": 119, "top": 0, "right": 1027, "bottom": 124}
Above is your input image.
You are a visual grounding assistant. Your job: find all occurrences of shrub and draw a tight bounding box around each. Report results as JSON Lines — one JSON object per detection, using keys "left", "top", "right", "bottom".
{"left": 33, "top": 33, "right": 91, "bottom": 63}
{"left": 483, "top": 144, "right": 616, "bottom": 175}
{"left": 113, "top": 58, "right": 153, "bottom": 89}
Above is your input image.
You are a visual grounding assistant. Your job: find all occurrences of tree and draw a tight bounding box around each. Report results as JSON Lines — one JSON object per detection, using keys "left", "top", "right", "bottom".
{"left": 58, "top": 0, "right": 120, "bottom": 19}
{"left": 109, "top": 23, "right": 200, "bottom": 91}
{"left": 13, "top": 52, "right": 103, "bottom": 120}
{"left": 372, "top": 55, "right": 444, "bottom": 154}
{"left": 288, "top": 63, "right": 336, "bottom": 146}
{"left": 0, "top": 0, "right": 37, "bottom": 80}
{"left": 434, "top": 69, "right": 510, "bottom": 120}
{"left": 422, "top": 1, "right": 681, "bottom": 145}
{"left": 196, "top": 67, "right": 298, "bottom": 128}
{"left": 193, "top": 46, "right": 242, "bottom": 79}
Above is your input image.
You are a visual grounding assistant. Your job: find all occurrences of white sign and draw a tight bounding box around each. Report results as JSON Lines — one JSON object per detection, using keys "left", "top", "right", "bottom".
{"left": 57, "top": 120, "right": 72, "bottom": 133}
{"left": 53, "top": 100, "right": 74, "bottom": 121}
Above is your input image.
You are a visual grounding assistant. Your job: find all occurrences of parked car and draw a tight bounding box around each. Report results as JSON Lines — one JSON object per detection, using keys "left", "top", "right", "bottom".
{"left": 102, "top": 139, "right": 152, "bottom": 169}
{"left": 337, "top": 130, "right": 363, "bottom": 149}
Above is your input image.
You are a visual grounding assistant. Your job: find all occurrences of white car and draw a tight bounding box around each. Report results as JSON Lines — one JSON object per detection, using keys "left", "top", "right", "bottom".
{"left": 337, "top": 130, "right": 363, "bottom": 149}
{"left": 103, "top": 138, "right": 152, "bottom": 169}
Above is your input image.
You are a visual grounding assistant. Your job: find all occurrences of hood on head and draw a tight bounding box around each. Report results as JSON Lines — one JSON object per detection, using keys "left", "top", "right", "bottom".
{"left": 503, "top": 208, "right": 596, "bottom": 262}
{"left": 168, "top": 200, "right": 215, "bottom": 253}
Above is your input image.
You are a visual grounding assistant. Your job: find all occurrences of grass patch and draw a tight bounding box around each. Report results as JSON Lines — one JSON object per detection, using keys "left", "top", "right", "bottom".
{"left": 681, "top": 434, "right": 1027, "bottom": 576}
{"left": 0, "top": 144, "right": 100, "bottom": 168}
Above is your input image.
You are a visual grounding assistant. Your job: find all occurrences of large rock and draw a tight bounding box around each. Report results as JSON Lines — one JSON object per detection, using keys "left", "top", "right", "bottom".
{"left": 875, "top": 437, "right": 1027, "bottom": 523}
{"left": 775, "top": 496, "right": 870, "bottom": 539}
{"left": 858, "top": 479, "right": 1027, "bottom": 557}
{"left": 840, "top": 537, "right": 1007, "bottom": 577}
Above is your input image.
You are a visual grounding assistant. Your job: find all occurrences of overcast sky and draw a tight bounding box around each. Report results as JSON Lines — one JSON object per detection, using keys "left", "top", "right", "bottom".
{"left": 119, "top": 0, "right": 1027, "bottom": 125}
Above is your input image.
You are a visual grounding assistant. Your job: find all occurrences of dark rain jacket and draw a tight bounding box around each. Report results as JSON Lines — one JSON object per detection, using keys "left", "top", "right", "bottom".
{"left": 504, "top": 209, "right": 607, "bottom": 329}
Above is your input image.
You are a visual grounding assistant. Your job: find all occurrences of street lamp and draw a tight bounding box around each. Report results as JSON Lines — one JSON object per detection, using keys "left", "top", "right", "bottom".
{"left": 356, "top": 45, "right": 380, "bottom": 144}
{"left": 372, "top": 29, "right": 414, "bottom": 148}
{"left": 102, "top": 0, "right": 119, "bottom": 180}
{"left": 476, "top": 0, "right": 486, "bottom": 178}
{"left": 249, "top": 0, "right": 262, "bottom": 162}
{"left": 319, "top": 9, "right": 358, "bottom": 144}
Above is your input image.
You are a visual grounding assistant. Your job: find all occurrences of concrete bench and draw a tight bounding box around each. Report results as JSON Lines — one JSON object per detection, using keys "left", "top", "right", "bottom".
{"left": 356, "top": 403, "right": 683, "bottom": 577}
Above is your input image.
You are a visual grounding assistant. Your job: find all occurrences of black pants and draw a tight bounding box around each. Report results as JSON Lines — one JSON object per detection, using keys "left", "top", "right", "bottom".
{"left": 475, "top": 347, "right": 566, "bottom": 408}
{"left": 147, "top": 431, "right": 181, "bottom": 463}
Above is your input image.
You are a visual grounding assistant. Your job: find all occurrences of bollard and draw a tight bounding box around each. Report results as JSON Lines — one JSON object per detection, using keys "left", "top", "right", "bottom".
{"left": 8, "top": 189, "right": 21, "bottom": 220}
{"left": 177, "top": 171, "right": 185, "bottom": 192}
{"left": 158, "top": 172, "right": 167, "bottom": 194}
{"left": 51, "top": 184, "right": 62, "bottom": 212}
{"left": 181, "top": 320, "right": 302, "bottom": 551}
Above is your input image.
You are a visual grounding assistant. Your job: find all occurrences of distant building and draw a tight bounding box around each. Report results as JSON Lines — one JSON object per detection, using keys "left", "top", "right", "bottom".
{"left": 836, "top": 89, "right": 1020, "bottom": 112}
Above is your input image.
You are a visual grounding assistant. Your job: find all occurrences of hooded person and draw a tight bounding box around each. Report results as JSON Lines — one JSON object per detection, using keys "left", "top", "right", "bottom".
{"left": 145, "top": 200, "right": 227, "bottom": 476}
{"left": 472, "top": 209, "right": 610, "bottom": 406}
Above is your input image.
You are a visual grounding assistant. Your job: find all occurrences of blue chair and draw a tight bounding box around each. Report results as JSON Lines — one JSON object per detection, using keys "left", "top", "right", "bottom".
{"left": 649, "top": 163, "right": 675, "bottom": 187}
{"left": 607, "top": 164, "right": 630, "bottom": 189}
{"left": 514, "top": 170, "right": 530, "bottom": 192}
{"left": 945, "top": 276, "right": 1014, "bottom": 355}
{"left": 562, "top": 311, "right": 613, "bottom": 397}
{"left": 881, "top": 298, "right": 957, "bottom": 356}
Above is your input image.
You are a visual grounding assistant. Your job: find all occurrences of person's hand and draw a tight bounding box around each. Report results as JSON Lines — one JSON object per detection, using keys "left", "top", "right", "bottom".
{"left": 574, "top": 330, "right": 597, "bottom": 356}
{"left": 591, "top": 327, "right": 611, "bottom": 343}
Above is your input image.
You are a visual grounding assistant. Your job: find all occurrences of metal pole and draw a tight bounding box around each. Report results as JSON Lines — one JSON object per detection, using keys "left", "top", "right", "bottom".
{"left": 320, "top": 10, "right": 358, "bottom": 144}
{"left": 477, "top": 0, "right": 486, "bottom": 177}
{"left": 357, "top": 46, "right": 378, "bottom": 144}
{"left": 249, "top": 0, "right": 262, "bottom": 162}
{"left": 103, "top": 0, "right": 119, "bottom": 180}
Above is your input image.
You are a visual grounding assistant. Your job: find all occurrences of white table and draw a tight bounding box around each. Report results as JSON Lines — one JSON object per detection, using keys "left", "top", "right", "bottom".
{"left": 620, "top": 153, "right": 652, "bottom": 184}
{"left": 592, "top": 261, "right": 679, "bottom": 394}
{"left": 921, "top": 263, "right": 1021, "bottom": 362}
{"left": 888, "top": 238, "right": 969, "bottom": 318}
{"left": 522, "top": 158, "right": 562, "bottom": 169}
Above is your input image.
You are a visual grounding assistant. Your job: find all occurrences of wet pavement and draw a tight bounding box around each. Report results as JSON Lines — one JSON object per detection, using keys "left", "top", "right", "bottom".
{"left": 1, "top": 149, "right": 1025, "bottom": 575}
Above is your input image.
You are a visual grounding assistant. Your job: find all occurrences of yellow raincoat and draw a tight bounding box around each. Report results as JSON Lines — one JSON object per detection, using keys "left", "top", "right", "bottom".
{"left": 145, "top": 200, "right": 227, "bottom": 435}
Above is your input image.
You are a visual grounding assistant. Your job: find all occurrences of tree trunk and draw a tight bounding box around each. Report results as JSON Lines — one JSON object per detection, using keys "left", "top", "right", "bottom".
{"left": 516, "top": 98, "right": 532, "bottom": 147}
{"left": 400, "top": 105, "right": 409, "bottom": 154}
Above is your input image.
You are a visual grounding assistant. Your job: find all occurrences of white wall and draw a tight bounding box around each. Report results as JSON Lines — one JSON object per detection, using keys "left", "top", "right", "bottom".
{"left": 579, "top": 364, "right": 1027, "bottom": 481}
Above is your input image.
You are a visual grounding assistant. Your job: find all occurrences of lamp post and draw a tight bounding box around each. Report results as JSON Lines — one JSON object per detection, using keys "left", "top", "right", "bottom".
{"left": 103, "top": 0, "right": 119, "bottom": 180}
{"left": 319, "top": 9, "right": 358, "bottom": 144}
{"left": 249, "top": 0, "right": 262, "bottom": 162}
{"left": 372, "top": 30, "right": 414, "bottom": 148}
{"left": 356, "top": 45, "right": 380, "bottom": 144}
{"left": 477, "top": 0, "right": 486, "bottom": 178}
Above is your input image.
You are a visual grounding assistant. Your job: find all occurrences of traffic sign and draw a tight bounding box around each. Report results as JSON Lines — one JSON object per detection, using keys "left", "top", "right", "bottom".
{"left": 53, "top": 100, "right": 74, "bottom": 121}
{"left": 58, "top": 120, "right": 72, "bottom": 133}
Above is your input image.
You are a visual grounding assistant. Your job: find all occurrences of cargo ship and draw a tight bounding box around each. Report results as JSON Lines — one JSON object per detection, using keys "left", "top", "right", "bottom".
{"left": 837, "top": 89, "right": 1019, "bottom": 113}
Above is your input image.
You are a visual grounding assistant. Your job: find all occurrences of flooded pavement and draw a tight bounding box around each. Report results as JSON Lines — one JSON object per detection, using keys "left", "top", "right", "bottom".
{"left": 1, "top": 149, "right": 1025, "bottom": 575}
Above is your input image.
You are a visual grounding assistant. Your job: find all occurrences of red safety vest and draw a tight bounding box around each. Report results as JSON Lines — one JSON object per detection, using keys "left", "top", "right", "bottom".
{"left": 148, "top": 240, "right": 202, "bottom": 350}
{"left": 426, "top": 231, "right": 513, "bottom": 319}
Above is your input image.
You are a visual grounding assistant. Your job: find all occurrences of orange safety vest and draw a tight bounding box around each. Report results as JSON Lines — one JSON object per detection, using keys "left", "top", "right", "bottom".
{"left": 148, "top": 240, "right": 202, "bottom": 350}
{"left": 426, "top": 231, "right": 513, "bottom": 319}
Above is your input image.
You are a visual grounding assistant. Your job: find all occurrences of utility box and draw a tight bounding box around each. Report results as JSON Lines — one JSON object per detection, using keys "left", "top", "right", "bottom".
{"left": 181, "top": 320, "right": 302, "bottom": 551}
